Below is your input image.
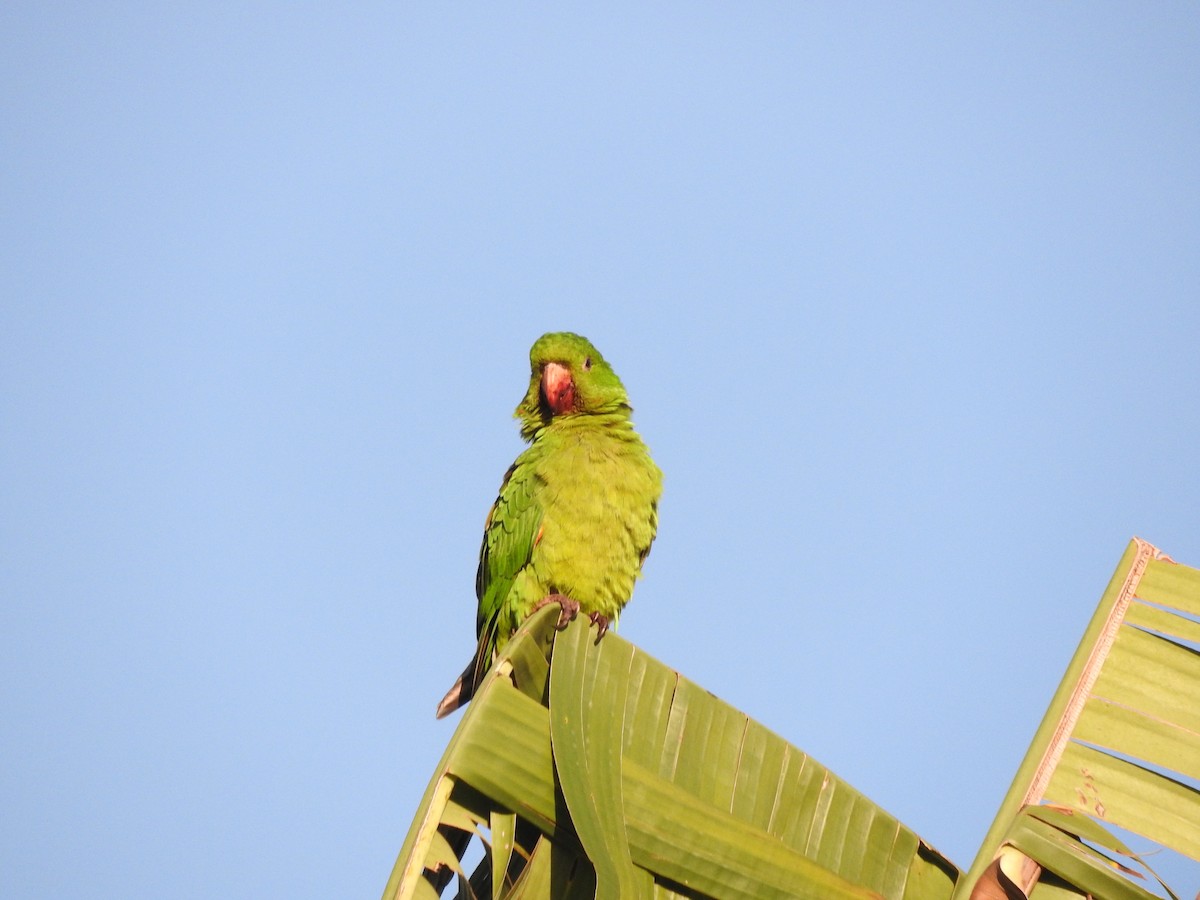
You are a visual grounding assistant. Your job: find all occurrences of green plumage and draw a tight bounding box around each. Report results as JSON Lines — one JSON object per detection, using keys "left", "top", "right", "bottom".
{"left": 436, "top": 332, "right": 662, "bottom": 718}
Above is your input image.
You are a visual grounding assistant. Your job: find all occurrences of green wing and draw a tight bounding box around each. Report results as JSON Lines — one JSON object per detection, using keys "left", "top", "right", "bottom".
{"left": 474, "top": 454, "right": 544, "bottom": 661}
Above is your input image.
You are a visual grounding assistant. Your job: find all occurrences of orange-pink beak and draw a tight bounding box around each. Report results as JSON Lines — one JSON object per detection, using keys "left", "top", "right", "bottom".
{"left": 541, "top": 362, "right": 576, "bottom": 415}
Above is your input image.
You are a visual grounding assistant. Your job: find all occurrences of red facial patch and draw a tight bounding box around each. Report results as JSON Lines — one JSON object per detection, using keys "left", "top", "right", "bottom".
{"left": 541, "top": 361, "right": 576, "bottom": 415}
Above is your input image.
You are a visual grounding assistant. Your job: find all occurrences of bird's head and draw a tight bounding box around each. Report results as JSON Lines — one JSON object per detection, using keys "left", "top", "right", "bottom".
{"left": 515, "top": 332, "right": 631, "bottom": 440}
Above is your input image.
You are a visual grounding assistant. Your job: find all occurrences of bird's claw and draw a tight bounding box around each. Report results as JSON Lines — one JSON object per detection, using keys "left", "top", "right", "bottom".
{"left": 532, "top": 596, "right": 609, "bottom": 642}
{"left": 588, "top": 612, "right": 610, "bottom": 643}
{"left": 533, "top": 593, "right": 580, "bottom": 630}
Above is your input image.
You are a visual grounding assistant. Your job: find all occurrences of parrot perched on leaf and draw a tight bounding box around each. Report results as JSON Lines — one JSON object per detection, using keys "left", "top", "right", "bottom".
{"left": 436, "top": 332, "right": 663, "bottom": 718}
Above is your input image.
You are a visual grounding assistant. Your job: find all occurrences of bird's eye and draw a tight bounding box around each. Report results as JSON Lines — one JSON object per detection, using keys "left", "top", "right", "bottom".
{"left": 583, "top": 356, "right": 592, "bottom": 371}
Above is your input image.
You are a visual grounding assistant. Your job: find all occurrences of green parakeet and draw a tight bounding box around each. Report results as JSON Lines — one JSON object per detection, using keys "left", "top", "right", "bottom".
{"left": 436, "top": 332, "right": 663, "bottom": 718}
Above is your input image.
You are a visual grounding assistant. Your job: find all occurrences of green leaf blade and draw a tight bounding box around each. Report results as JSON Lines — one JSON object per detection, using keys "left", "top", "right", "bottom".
{"left": 1045, "top": 741, "right": 1200, "bottom": 860}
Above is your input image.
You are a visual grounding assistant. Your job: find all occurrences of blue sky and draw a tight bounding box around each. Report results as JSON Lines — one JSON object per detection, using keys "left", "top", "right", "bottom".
{"left": 3, "top": 4, "right": 1198, "bottom": 897}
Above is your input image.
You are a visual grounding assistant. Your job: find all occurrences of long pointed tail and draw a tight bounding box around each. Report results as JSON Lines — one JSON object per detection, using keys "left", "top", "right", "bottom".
{"left": 434, "top": 644, "right": 488, "bottom": 719}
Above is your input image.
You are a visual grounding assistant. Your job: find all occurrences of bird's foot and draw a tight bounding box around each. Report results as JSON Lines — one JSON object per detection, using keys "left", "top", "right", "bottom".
{"left": 588, "top": 612, "right": 610, "bottom": 643}
{"left": 533, "top": 593, "right": 580, "bottom": 630}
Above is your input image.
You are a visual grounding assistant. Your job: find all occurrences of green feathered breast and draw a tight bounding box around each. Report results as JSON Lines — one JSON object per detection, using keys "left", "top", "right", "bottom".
{"left": 436, "top": 332, "right": 662, "bottom": 718}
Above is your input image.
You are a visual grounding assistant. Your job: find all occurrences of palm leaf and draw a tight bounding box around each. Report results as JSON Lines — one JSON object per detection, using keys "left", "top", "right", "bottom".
{"left": 383, "top": 606, "right": 959, "bottom": 899}
{"left": 958, "top": 538, "right": 1200, "bottom": 899}
{"left": 386, "top": 537, "right": 1198, "bottom": 900}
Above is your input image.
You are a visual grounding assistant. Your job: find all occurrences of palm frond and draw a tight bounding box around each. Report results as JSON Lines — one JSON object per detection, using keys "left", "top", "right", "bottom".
{"left": 959, "top": 538, "right": 1200, "bottom": 899}
{"left": 383, "top": 606, "right": 958, "bottom": 899}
